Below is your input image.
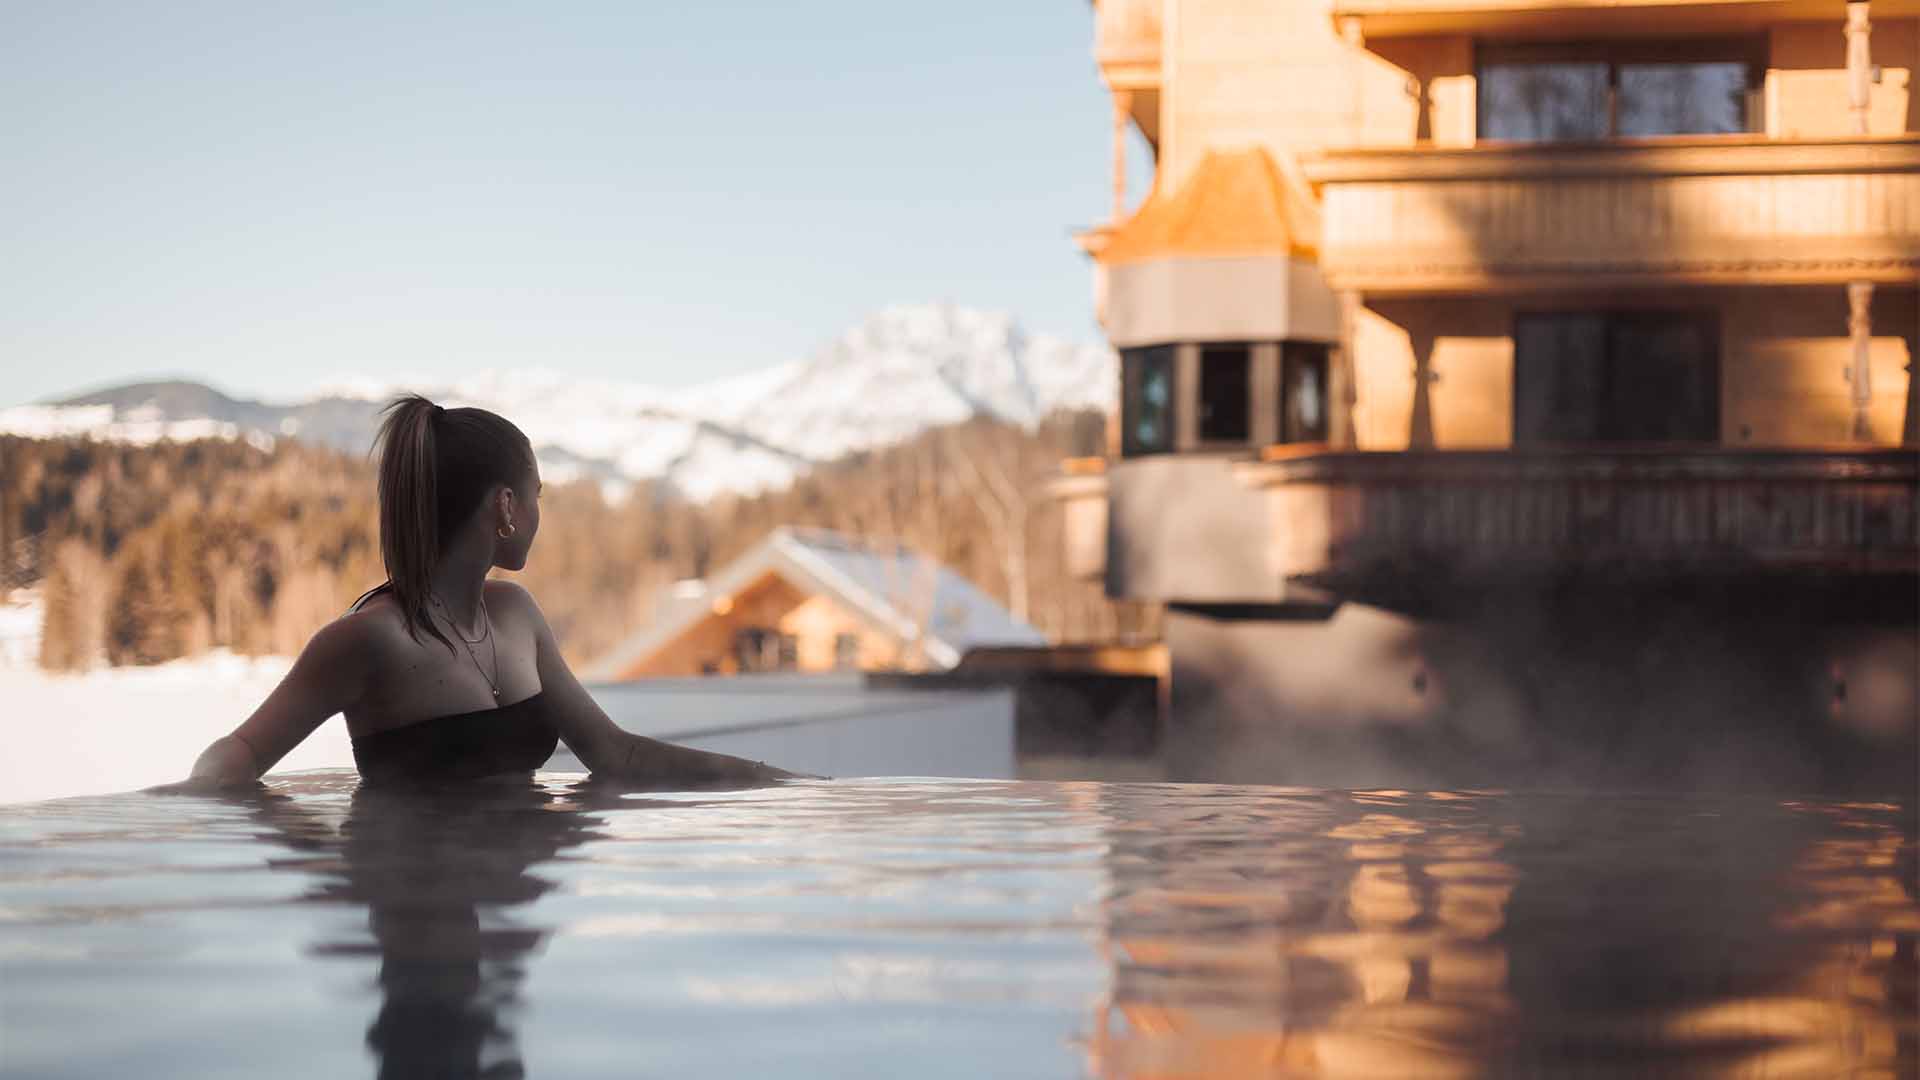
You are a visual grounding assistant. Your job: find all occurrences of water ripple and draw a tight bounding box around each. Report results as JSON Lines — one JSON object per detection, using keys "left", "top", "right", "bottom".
{"left": 0, "top": 773, "right": 1912, "bottom": 1078}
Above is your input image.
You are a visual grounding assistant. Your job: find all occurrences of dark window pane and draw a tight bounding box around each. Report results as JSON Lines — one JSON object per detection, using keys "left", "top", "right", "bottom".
{"left": 1515, "top": 315, "right": 1606, "bottom": 445}
{"left": 1514, "top": 312, "right": 1718, "bottom": 445}
{"left": 1618, "top": 62, "right": 1748, "bottom": 136}
{"left": 1280, "top": 343, "right": 1330, "bottom": 443}
{"left": 1198, "top": 344, "right": 1251, "bottom": 443}
{"left": 834, "top": 633, "right": 860, "bottom": 670}
{"left": 1120, "top": 345, "right": 1174, "bottom": 456}
{"left": 734, "top": 627, "right": 771, "bottom": 672}
{"left": 1479, "top": 62, "right": 1608, "bottom": 141}
{"left": 1606, "top": 316, "right": 1718, "bottom": 442}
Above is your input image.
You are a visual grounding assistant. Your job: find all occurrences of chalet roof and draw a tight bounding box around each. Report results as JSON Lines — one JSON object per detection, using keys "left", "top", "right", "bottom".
{"left": 583, "top": 527, "right": 1046, "bottom": 680}
{"left": 1097, "top": 147, "right": 1321, "bottom": 264}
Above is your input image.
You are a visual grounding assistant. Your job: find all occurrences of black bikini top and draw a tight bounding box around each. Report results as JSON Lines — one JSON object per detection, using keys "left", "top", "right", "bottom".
{"left": 351, "top": 693, "right": 559, "bottom": 785}
{"left": 343, "top": 582, "right": 558, "bottom": 784}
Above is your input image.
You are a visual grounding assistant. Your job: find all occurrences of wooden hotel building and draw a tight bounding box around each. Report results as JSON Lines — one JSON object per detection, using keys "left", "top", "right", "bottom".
{"left": 1061, "top": 0, "right": 1920, "bottom": 786}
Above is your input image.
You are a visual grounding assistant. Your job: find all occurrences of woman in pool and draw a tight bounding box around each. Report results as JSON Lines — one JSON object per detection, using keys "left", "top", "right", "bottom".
{"left": 177, "top": 395, "right": 796, "bottom": 789}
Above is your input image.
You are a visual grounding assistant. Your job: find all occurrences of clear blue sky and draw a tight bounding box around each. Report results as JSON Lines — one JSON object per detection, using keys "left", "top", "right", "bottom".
{"left": 3, "top": 2, "right": 1150, "bottom": 405}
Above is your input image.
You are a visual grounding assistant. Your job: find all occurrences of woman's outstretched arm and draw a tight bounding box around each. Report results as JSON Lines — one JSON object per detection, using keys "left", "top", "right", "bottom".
{"left": 166, "top": 617, "right": 373, "bottom": 791}
{"left": 504, "top": 583, "right": 800, "bottom": 785}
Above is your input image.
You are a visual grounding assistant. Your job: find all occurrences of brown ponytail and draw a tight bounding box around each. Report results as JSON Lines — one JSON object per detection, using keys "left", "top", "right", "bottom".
{"left": 373, "top": 394, "right": 535, "bottom": 652}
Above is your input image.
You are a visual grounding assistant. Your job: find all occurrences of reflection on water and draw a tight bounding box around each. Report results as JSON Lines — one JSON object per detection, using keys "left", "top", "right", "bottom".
{"left": 0, "top": 776, "right": 1913, "bottom": 1078}
{"left": 1087, "top": 787, "right": 1917, "bottom": 1078}
{"left": 292, "top": 785, "right": 605, "bottom": 1079}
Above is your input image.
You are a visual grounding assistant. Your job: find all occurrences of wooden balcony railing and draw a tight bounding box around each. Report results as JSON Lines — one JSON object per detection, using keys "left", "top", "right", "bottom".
{"left": 1235, "top": 447, "right": 1920, "bottom": 591}
{"left": 1060, "top": 448, "right": 1916, "bottom": 609}
{"left": 1300, "top": 137, "right": 1920, "bottom": 292}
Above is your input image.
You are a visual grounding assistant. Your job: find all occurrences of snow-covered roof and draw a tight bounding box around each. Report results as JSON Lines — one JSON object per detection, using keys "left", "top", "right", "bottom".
{"left": 585, "top": 527, "right": 1046, "bottom": 680}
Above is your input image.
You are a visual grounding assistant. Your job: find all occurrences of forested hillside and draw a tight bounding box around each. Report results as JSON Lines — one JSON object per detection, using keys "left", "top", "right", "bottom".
{"left": 1, "top": 413, "right": 1154, "bottom": 672}
{"left": 1, "top": 437, "right": 382, "bottom": 668}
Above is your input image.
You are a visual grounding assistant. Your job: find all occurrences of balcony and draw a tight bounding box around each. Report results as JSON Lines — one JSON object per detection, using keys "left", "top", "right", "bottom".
{"left": 1330, "top": 0, "right": 1920, "bottom": 39}
{"left": 1301, "top": 136, "right": 1920, "bottom": 293}
{"left": 1236, "top": 447, "right": 1920, "bottom": 600}
{"left": 1059, "top": 448, "right": 1917, "bottom": 611}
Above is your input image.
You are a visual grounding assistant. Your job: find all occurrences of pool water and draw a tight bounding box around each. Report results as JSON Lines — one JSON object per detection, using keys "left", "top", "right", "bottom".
{"left": 2, "top": 773, "right": 1914, "bottom": 1078}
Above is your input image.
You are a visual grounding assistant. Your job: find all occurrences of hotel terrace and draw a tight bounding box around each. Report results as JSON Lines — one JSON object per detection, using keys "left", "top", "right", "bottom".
{"left": 1060, "top": 0, "right": 1919, "bottom": 783}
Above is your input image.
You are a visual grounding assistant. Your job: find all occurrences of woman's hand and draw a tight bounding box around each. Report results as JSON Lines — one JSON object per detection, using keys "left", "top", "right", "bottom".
{"left": 145, "top": 775, "right": 260, "bottom": 796}
{"left": 149, "top": 736, "right": 265, "bottom": 794}
{"left": 504, "top": 581, "right": 820, "bottom": 786}
{"left": 622, "top": 736, "right": 809, "bottom": 787}
{"left": 745, "top": 760, "right": 827, "bottom": 782}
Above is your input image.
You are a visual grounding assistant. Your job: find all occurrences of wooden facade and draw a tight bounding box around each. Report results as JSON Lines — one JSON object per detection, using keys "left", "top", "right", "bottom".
{"left": 1073, "top": 0, "right": 1920, "bottom": 606}
{"left": 1307, "top": 138, "right": 1920, "bottom": 293}
{"left": 1066, "top": 0, "right": 1920, "bottom": 771}
{"left": 587, "top": 528, "right": 1046, "bottom": 681}
{"left": 603, "top": 572, "right": 901, "bottom": 680}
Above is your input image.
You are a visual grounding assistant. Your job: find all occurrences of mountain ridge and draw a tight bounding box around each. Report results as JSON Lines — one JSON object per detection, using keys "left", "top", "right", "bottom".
{"left": 3, "top": 304, "right": 1116, "bottom": 500}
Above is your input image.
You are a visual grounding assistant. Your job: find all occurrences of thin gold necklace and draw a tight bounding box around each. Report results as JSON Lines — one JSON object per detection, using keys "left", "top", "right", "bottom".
{"left": 432, "top": 592, "right": 491, "bottom": 644}
{"left": 432, "top": 593, "right": 500, "bottom": 698}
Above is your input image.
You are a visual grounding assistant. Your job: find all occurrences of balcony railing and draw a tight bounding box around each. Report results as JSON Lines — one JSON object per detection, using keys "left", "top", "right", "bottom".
{"left": 1057, "top": 448, "right": 1917, "bottom": 609}
{"left": 1300, "top": 136, "right": 1920, "bottom": 292}
{"left": 1235, "top": 447, "right": 1920, "bottom": 593}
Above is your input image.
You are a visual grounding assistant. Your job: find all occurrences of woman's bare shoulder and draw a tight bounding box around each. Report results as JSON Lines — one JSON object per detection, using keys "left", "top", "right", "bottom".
{"left": 483, "top": 580, "right": 557, "bottom": 647}
{"left": 321, "top": 597, "right": 414, "bottom": 663}
{"left": 484, "top": 579, "right": 541, "bottom": 618}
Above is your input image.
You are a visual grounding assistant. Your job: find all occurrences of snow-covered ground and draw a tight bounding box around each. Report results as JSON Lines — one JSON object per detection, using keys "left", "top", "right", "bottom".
{"left": 0, "top": 651, "right": 360, "bottom": 804}
{"left": 0, "top": 591, "right": 42, "bottom": 670}
{"left": 0, "top": 594, "right": 351, "bottom": 803}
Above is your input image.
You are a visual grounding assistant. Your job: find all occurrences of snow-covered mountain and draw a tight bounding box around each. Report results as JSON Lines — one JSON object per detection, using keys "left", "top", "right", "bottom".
{"left": 1, "top": 305, "right": 1115, "bottom": 501}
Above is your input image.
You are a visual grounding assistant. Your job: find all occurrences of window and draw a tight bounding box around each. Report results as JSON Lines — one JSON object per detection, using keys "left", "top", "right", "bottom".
{"left": 734, "top": 627, "right": 772, "bottom": 672}
{"left": 1514, "top": 311, "right": 1719, "bottom": 445}
{"left": 1514, "top": 315, "right": 1606, "bottom": 443}
{"left": 1198, "top": 344, "right": 1251, "bottom": 443}
{"left": 1120, "top": 345, "right": 1174, "bottom": 456}
{"left": 734, "top": 627, "right": 799, "bottom": 673}
{"left": 1616, "top": 62, "right": 1750, "bottom": 137}
{"left": 1280, "top": 343, "right": 1330, "bottom": 444}
{"left": 834, "top": 633, "right": 861, "bottom": 670}
{"left": 1479, "top": 62, "right": 1609, "bottom": 141}
{"left": 1478, "top": 39, "right": 1760, "bottom": 141}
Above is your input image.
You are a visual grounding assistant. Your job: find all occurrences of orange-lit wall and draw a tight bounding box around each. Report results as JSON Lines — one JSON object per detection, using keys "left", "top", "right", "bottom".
{"left": 1770, "top": 18, "right": 1919, "bottom": 138}
{"left": 1144, "top": 1, "right": 1919, "bottom": 184}
{"left": 612, "top": 573, "right": 898, "bottom": 679}
{"left": 1350, "top": 288, "right": 1918, "bottom": 449}
{"left": 1103, "top": 3, "right": 1919, "bottom": 453}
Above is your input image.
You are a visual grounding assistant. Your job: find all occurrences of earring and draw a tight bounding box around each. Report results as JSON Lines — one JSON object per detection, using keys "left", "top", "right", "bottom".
{"left": 497, "top": 522, "right": 516, "bottom": 540}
